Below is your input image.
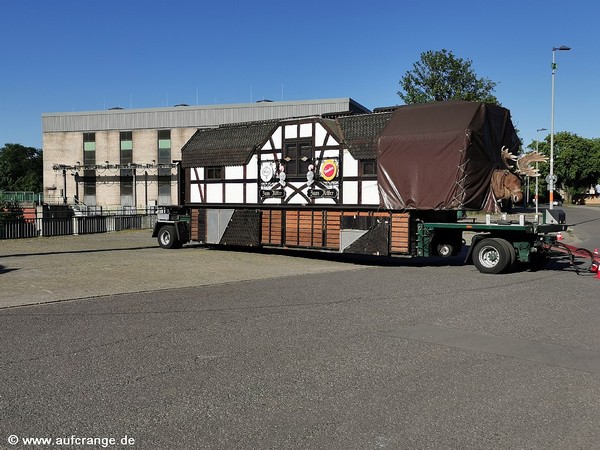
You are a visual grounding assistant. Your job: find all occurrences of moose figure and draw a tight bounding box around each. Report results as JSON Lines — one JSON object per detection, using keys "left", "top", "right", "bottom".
{"left": 491, "top": 147, "right": 548, "bottom": 205}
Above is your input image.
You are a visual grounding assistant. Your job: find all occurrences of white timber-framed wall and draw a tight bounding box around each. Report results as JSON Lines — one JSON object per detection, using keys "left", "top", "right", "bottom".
{"left": 186, "top": 117, "right": 381, "bottom": 207}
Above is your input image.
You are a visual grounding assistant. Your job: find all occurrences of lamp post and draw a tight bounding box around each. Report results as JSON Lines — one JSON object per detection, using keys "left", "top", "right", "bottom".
{"left": 549, "top": 45, "right": 571, "bottom": 210}
{"left": 535, "top": 127, "right": 547, "bottom": 216}
{"left": 131, "top": 164, "right": 138, "bottom": 210}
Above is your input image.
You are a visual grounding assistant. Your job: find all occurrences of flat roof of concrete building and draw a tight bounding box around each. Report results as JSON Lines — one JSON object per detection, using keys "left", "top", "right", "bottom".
{"left": 42, "top": 98, "right": 370, "bottom": 133}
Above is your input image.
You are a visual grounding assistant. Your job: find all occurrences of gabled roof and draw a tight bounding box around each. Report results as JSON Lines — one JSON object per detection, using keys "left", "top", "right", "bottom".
{"left": 181, "top": 120, "right": 279, "bottom": 168}
{"left": 336, "top": 112, "right": 394, "bottom": 160}
{"left": 180, "top": 111, "right": 394, "bottom": 168}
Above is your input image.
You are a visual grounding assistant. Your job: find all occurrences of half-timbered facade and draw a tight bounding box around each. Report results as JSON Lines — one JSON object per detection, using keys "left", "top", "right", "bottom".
{"left": 182, "top": 111, "right": 393, "bottom": 208}
{"left": 178, "top": 111, "right": 420, "bottom": 255}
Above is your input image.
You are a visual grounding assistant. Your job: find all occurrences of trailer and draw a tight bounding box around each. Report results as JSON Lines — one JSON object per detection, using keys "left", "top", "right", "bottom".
{"left": 152, "top": 206, "right": 584, "bottom": 274}
{"left": 152, "top": 101, "right": 599, "bottom": 275}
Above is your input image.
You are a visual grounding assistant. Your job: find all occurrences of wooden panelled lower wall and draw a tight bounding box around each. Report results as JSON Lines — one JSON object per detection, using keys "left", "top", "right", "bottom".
{"left": 260, "top": 209, "right": 411, "bottom": 254}
{"left": 390, "top": 212, "right": 410, "bottom": 253}
{"left": 261, "top": 209, "right": 283, "bottom": 246}
{"left": 190, "top": 208, "right": 202, "bottom": 242}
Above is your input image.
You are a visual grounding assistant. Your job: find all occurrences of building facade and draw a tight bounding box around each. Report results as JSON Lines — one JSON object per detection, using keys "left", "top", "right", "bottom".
{"left": 177, "top": 110, "right": 405, "bottom": 253}
{"left": 181, "top": 112, "right": 394, "bottom": 207}
{"left": 42, "top": 98, "right": 368, "bottom": 209}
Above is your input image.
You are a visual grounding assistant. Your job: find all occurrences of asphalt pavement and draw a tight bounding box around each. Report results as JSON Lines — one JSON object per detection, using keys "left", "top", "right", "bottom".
{"left": 1, "top": 206, "right": 600, "bottom": 449}
{"left": 1, "top": 205, "right": 598, "bottom": 309}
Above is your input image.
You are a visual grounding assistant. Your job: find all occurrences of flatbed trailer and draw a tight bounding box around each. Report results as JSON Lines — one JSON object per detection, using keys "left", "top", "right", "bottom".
{"left": 153, "top": 101, "right": 600, "bottom": 275}
{"left": 151, "top": 206, "right": 591, "bottom": 275}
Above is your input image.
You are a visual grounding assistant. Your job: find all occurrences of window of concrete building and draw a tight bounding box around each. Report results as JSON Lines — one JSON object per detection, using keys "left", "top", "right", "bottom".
{"left": 83, "top": 132, "right": 96, "bottom": 164}
{"left": 120, "top": 131, "right": 133, "bottom": 163}
{"left": 158, "top": 130, "right": 171, "bottom": 164}
{"left": 83, "top": 133, "right": 96, "bottom": 204}
{"left": 120, "top": 131, "right": 133, "bottom": 207}
{"left": 158, "top": 130, "right": 171, "bottom": 205}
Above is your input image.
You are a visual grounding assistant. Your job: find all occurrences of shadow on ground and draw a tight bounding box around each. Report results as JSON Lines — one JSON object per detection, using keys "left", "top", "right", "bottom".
{"left": 195, "top": 243, "right": 595, "bottom": 275}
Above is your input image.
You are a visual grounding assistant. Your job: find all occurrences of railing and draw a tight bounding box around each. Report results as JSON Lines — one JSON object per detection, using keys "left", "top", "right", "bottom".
{"left": 0, "top": 214, "right": 158, "bottom": 240}
{"left": 0, "top": 191, "right": 42, "bottom": 204}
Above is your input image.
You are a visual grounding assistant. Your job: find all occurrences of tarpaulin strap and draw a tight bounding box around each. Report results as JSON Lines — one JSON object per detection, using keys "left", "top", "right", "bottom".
{"left": 449, "top": 136, "right": 469, "bottom": 207}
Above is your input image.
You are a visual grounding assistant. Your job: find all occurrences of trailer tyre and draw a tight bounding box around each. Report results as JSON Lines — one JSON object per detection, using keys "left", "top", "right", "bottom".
{"left": 491, "top": 238, "right": 516, "bottom": 271}
{"left": 437, "top": 244, "right": 454, "bottom": 257}
{"left": 472, "top": 238, "right": 511, "bottom": 274}
{"left": 157, "top": 225, "right": 180, "bottom": 249}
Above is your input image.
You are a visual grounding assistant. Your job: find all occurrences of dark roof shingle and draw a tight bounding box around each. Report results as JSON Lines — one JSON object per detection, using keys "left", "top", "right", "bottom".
{"left": 336, "top": 112, "right": 394, "bottom": 160}
{"left": 181, "top": 120, "right": 279, "bottom": 168}
{"left": 181, "top": 112, "right": 395, "bottom": 167}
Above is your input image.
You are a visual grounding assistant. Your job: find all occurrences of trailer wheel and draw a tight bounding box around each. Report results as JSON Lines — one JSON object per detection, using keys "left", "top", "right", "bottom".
{"left": 437, "top": 244, "right": 454, "bottom": 257}
{"left": 472, "top": 238, "right": 511, "bottom": 274}
{"left": 157, "top": 225, "right": 180, "bottom": 249}
{"left": 491, "top": 238, "right": 516, "bottom": 271}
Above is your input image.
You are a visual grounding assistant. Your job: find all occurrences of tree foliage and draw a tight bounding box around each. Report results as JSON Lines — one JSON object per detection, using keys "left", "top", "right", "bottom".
{"left": 0, "top": 143, "right": 43, "bottom": 192}
{"left": 398, "top": 49, "right": 499, "bottom": 104}
{"left": 528, "top": 132, "right": 600, "bottom": 202}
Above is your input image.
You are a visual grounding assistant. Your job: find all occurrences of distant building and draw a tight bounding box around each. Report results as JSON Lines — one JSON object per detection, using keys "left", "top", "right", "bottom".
{"left": 42, "top": 98, "right": 369, "bottom": 209}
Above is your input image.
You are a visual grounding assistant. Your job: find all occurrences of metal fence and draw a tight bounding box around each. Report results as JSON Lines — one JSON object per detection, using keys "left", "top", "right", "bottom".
{"left": 0, "top": 191, "right": 43, "bottom": 204}
{"left": 0, "top": 214, "right": 157, "bottom": 240}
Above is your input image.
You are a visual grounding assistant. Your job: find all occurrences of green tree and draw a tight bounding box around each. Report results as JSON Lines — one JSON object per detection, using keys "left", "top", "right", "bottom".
{"left": 0, "top": 143, "right": 43, "bottom": 192}
{"left": 528, "top": 132, "right": 600, "bottom": 203}
{"left": 398, "top": 49, "right": 499, "bottom": 104}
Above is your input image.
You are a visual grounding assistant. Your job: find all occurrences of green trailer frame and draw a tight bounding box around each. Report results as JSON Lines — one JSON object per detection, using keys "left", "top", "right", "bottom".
{"left": 416, "top": 220, "right": 568, "bottom": 273}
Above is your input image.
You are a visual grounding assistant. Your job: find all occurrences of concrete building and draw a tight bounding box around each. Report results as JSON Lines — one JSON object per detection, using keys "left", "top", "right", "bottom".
{"left": 42, "top": 98, "right": 369, "bottom": 210}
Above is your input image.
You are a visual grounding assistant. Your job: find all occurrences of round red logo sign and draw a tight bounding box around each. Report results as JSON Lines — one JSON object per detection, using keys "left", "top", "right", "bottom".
{"left": 320, "top": 160, "right": 338, "bottom": 181}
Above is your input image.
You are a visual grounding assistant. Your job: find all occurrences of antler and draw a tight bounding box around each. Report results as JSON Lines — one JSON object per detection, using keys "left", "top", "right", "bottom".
{"left": 515, "top": 152, "right": 548, "bottom": 177}
{"left": 501, "top": 146, "right": 518, "bottom": 166}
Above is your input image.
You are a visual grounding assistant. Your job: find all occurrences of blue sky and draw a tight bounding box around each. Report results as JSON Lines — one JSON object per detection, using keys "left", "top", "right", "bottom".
{"left": 1, "top": 0, "right": 598, "bottom": 151}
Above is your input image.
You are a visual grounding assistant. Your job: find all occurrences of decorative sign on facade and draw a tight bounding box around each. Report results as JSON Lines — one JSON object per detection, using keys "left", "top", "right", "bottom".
{"left": 308, "top": 188, "right": 338, "bottom": 199}
{"left": 319, "top": 159, "right": 338, "bottom": 181}
{"left": 260, "top": 163, "right": 275, "bottom": 183}
{"left": 259, "top": 189, "right": 285, "bottom": 198}
{"left": 278, "top": 164, "right": 286, "bottom": 186}
{"left": 306, "top": 164, "right": 315, "bottom": 187}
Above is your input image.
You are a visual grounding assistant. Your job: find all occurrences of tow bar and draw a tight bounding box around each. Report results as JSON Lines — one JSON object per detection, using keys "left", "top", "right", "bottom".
{"left": 545, "top": 242, "right": 600, "bottom": 275}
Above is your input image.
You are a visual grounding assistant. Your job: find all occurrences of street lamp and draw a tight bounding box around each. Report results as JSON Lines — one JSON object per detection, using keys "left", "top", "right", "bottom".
{"left": 535, "top": 127, "right": 547, "bottom": 216}
{"left": 549, "top": 45, "right": 571, "bottom": 210}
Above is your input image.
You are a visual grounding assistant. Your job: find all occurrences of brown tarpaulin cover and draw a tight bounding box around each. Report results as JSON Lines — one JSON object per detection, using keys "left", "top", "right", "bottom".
{"left": 377, "top": 101, "right": 520, "bottom": 211}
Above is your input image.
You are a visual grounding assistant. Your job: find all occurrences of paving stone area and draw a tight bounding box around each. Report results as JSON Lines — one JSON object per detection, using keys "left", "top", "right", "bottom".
{"left": 0, "top": 230, "right": 364, "bottom": 309}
